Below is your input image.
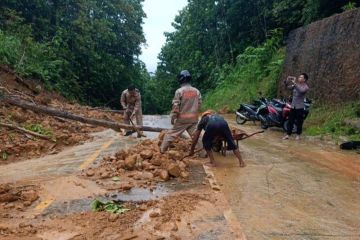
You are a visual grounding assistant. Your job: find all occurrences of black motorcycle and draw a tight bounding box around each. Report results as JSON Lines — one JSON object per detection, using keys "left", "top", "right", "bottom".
{"left": 235, "top": 97, "right": 267, "bottom": 124}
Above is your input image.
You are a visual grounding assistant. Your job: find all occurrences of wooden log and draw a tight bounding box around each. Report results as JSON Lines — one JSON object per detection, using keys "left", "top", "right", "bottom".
{"left": 3, "top": 97, "right": 166, "bottom": 133}
{"left": 0, "top": 122, "right": 55, "bottom": 142}
{"left": 87, "top": 107, "right": 124, "bottom": 114}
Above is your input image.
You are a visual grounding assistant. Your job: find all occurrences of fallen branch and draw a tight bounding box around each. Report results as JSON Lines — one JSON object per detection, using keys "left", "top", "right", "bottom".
{"left": 88, "top": 107, "right": 124, "bottom": 114}
{"left": 0, "top": 122, "right": 55, "bottom": 142}
{"left": 3, "top": 96, "right": 167, "bottom": 133}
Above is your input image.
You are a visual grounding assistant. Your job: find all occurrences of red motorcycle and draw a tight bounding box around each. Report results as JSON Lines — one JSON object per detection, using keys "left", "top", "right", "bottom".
{"left": 257, "top": 98, "right": 310, "bottom": 132}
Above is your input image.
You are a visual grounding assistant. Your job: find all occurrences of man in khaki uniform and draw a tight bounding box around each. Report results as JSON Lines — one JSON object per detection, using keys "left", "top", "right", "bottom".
{"left": 120, "top": 85, "right": 143, "bottom": 137}
{"left": 160, "top": 70, "right": 201, "bottom": 153}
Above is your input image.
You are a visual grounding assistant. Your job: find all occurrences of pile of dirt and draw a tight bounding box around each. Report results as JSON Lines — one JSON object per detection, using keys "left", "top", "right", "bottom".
{"left": 0, "top": 184, "right": 39, "bottom": 211}
{"left": 0, "top": 67, "right": 123, "bottom": 164}
{"left": 0, "top": 190, "right": 209, "bottom": 240}
{"left": 84, "top": 133, "right": 193, "bottom": 190}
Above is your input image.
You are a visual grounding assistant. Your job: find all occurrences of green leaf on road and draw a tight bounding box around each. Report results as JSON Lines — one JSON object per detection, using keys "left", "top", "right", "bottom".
{"left": 91, "top": 199, "right": 129, "bottom": 214}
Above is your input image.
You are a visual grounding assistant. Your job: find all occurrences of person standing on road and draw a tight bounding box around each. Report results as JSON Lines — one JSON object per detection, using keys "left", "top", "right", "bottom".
{"left": 160, "top": 70, "right": 202, "bottom": 153}
{"left": 283, "top": 73, "right": 309, "bottom": 140}
{"left": 120, "top": 85, "right": 143, "bottom": 137}
{"left": 189, "top": 110, "right": 245, "bottom": 168}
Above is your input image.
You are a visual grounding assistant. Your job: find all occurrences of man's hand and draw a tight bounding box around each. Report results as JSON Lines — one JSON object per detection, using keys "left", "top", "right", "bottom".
{"left": 130, "top": 112, "right": 135, "bottom": 119}
{"left": 189, "top": 149, "right": 195, "bottom": 156}
{"left": 171, "top": 115, "right": 176, "bottom": 125}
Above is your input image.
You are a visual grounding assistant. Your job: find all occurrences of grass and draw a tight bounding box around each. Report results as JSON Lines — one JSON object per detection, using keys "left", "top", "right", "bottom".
{"left": 304, "top": 102, "right": 360, "bottom": 141}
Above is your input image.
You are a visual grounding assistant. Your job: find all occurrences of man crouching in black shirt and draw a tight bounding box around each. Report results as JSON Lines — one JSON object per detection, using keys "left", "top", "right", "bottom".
{"left": 189, "top": 110, "right": 245, "bottom": 168}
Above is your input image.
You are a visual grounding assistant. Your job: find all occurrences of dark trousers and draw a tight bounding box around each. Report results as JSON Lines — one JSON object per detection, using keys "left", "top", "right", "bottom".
{"left": 287, "top": 108, "right": 304, "bottom": 135}
{"left": 202, "top": 121, "right": 237, "bottom": 151}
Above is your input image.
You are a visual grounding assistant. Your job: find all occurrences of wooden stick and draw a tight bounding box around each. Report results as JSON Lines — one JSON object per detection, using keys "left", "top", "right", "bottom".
{"left": 129, "top": 118, "right": 145, "bottom": 138}
{"left": 88, "top": 107, "right": 124, "bottom": 114}
{"left": 0, "top": 122, "right": 55, "bottom": 142}
{"left": 237, "top": 130, "right": 264, "bottom": 140}
{"left": 181, "top": 148, "right": 203, "bottom": 161}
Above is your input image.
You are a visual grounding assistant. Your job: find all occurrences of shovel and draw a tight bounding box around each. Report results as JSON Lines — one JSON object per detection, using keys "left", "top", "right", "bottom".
{"left": 180, "top": 148, "right": 204, "bottom": 161}
{"left": 129, "top": 118, "right": 146, "bottom": 138}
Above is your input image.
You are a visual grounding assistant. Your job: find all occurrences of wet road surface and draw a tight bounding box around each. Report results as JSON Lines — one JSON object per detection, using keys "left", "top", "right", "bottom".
{"left": 211, "top": 116, "right": 360, "bottom": 239}
{"left": 0, "top": 116, "right": 171, "bottom": 184}
{"left": 1, "top": 115, "right": 359, "bottom": 239}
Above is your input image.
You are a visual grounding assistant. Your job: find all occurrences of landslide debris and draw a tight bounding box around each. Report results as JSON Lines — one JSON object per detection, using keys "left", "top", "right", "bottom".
{"left": 84, "top": 134, "right": 193, "bottom": 189}
{"left": 0, "top": 183, "right": 39, "bottom": 211}
{"left": 0, "top": 67, "right": 122, "bottom": 164}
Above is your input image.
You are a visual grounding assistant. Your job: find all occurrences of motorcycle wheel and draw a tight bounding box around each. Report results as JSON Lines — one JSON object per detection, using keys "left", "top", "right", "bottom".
{"left": 283, "top": 120, "right": 297, "bottom": 133}
{"left": 260, "top": 119, "right": 268, "bottom": 129}
{"left": 236, "top": 114, "right": 247, "bottom": 125}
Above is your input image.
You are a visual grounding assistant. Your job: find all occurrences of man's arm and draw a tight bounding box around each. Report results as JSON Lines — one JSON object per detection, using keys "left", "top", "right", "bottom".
{"left": 198, "top": 91, "right": 202, "bottom": 110}
{"left": 170, "top": 90, "right": 181, "bottom": 124}
{"left": 284, "top": 76, "right": 296, "bottom": 90}
{"left": 294, "top": 84, "right": 309, "bottom": 94}
{"left": 189, "top": 130, "right": 201, "bottom": 156}
{"left": 134, "top": 91, "right": 141, "bottom": 112}
{"left": 120, "top": 91, "right": 127, "bottom": 110}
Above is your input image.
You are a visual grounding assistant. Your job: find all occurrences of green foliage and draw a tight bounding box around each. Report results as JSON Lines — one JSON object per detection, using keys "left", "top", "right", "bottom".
{"left": 1, "top": 151, "right": 8, "bottom": 161}
{"left": 152, "top": 0, "right": 354, "bottom": 115}
{"left": 305, "top": 102, "right": 360, "bottom": 140}
{"left": 342, "top": 2, "right": 357, "bottom": 11}
{"left": 0, "top": 0, "right": 147, "bottom": 107}
{"left": 202, "top": 31, "right": 284, "bottom": 111}
{"left": 91, "top": 199, "right": 129, "bottom": 214}
{"left": 0, "top": 30, "right": 21, "bottom": 65}
{"left": 24, "top": 123, "right": 53, "bottom": 137}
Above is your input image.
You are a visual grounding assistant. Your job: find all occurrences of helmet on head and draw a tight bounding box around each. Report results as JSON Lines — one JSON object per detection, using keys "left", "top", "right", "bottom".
{"left": 177, "top": 70, "right": 191, "bottom": 84}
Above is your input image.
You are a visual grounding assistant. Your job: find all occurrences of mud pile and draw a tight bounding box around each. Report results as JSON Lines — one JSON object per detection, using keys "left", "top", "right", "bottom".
{"left": 0, "top": 184, "right": 39, "bottom": 211}
{"left": 0, "top": 191, "right": 209, "bottom": 240}
{"left": 0, "top": 68, "right": 123, "bottom": 163}
{"left": 85, "top": 133, "right": 193, "bottom": 189}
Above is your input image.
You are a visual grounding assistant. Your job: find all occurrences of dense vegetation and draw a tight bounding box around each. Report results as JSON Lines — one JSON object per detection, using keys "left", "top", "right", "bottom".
{"left": 0, "top": 0, "right": 358, "bottom": 120}
{"left": 149, "top": 0, "right": 357, "bottom": 113}
{"left": 0, "top": 0, "right": 147, "bottom": 107}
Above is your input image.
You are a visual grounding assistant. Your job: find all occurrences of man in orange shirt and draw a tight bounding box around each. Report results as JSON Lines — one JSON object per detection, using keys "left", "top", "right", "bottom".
{"left": 160, "top": 70, "right": 201, "bottom": 153}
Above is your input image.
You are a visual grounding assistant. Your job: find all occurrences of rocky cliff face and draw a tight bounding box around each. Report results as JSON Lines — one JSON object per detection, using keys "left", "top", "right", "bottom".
{"left": 278, "top": 8, "right": 360, "bottom": 103}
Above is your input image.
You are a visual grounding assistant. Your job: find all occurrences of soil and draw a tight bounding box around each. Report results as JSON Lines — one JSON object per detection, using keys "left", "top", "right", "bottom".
{"left": 83, "top": 134, "right": 195, "bottom": 191}
{"left": 0, "top": 184, "right": 231, "bottom": 240}
{"left": 0, "top": 68, "right": 123, "bottom": 164}
{"left": 0, "top": 183, "right": 39, "bottom": 212}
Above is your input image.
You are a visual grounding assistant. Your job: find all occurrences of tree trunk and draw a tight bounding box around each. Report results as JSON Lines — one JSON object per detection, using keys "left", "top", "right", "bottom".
{"left": 3, "top": 97, "right": 166, "bottom": 133}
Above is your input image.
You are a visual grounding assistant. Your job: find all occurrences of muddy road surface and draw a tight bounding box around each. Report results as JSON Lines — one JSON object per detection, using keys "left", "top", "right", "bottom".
{"left": 0, "top": 115, "right": 359, "bottom": 240}
{"left": 214, "top": 115, "right": 360, "bottom": 239}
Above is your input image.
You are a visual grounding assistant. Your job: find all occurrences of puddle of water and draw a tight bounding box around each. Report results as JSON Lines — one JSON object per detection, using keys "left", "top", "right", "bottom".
{"left": 42, "top": 185, "right": 170, "bottom": 216}
{"left": 42, "top": 164, "right": 207, "bottom": 216}
{"left": 112, "top": 185, "right": 170, "bottom": 202}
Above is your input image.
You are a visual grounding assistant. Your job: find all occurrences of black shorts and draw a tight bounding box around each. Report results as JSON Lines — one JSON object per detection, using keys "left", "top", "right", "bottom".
{"left": 202, "top": 121, "right": 237, "bottom": 151}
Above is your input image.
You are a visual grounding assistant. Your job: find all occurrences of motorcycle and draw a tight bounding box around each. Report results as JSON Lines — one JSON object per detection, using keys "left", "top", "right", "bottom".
{"left": 235, "top": 97, "right": 267, "bottom": 125}
{"left": 258, "top": 98, "right": 311, "bottom": 132}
